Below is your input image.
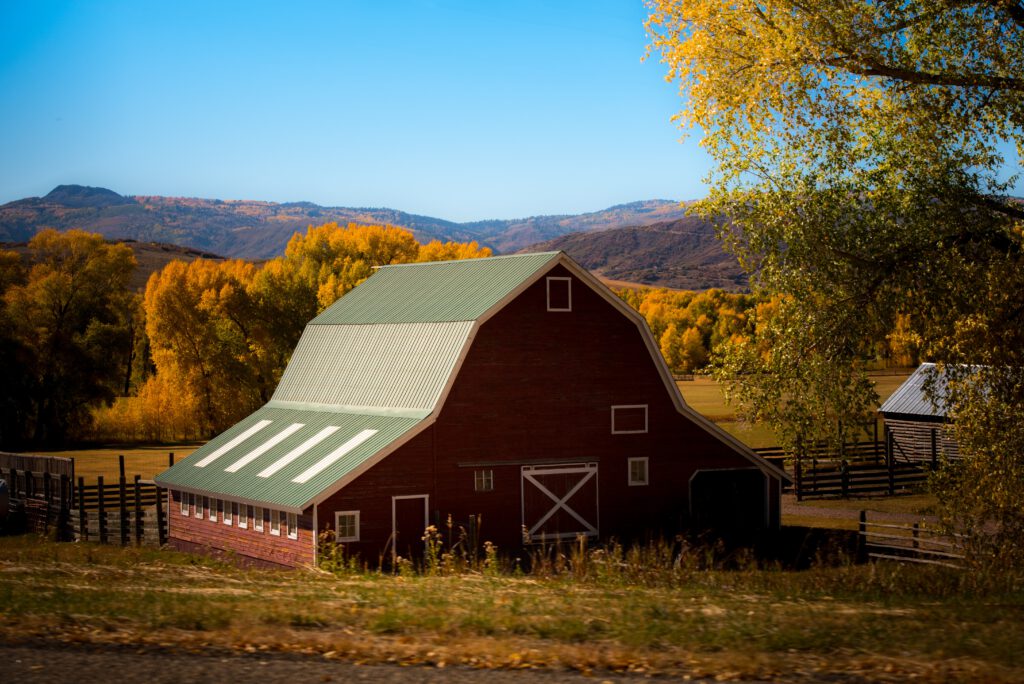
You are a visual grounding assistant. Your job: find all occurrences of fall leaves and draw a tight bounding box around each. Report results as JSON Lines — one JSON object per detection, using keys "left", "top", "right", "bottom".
{"left": 0, "top": 223, "right": 491, "bottom": 447}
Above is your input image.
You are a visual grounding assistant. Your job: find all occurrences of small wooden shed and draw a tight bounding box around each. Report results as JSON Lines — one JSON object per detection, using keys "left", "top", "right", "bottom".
{"left": 156, "top": 252, "right": 786, "bottom": 568}
{"left": 879, "top": 363, "right": 960, "bottom": 468}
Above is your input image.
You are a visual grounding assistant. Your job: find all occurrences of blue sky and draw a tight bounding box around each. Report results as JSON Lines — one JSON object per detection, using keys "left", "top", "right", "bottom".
{"left": 0, "top": 1, "right": 708, "bottom": 222}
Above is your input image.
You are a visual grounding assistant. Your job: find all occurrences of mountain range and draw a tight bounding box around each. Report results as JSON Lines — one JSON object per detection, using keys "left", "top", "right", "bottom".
{"left": 0, "top": 185, "right": 746, "bottom": 290}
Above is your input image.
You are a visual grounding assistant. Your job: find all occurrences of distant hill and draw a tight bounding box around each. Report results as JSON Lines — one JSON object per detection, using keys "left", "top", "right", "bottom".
{"left": 0, "top": 186, "right": 693, "bottom": 259}
{"left": 523, "top": 218, "right": 748, "bottom": 292}
{"left": 2, "top": 237, "right": 226, "bottom": 291}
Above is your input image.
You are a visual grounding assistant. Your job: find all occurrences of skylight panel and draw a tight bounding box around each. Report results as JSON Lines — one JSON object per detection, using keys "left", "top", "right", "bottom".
{"left": 194, "top": 420, "right": 273, "bottom": 468}
{"left": 291, "top": 429, "right": 378, "bottom": 484}
{"left": 257, "top": 425, "right": 340, "bottom": 478}
{"left": 224, "top": 422, "right": 305, "bottom": 473}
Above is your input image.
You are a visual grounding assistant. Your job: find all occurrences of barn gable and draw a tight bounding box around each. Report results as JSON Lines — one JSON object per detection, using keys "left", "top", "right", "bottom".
{"left": 878, "top": 363, "right": 951, "bottom": 422}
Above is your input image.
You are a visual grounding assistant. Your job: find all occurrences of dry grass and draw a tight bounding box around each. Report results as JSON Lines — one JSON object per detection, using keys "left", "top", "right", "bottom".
{"left": 27, "top": 444, "right": 199, "bottom": 482}
{"left": 0, "top": 536, "right": 1021, "bottom": 682}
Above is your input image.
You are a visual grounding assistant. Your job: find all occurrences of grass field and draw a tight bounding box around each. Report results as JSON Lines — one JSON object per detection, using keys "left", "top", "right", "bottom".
{"left": 0, "top": 537, "right": 1020, "bottom": 682}
{"left": 29, "top": 444, "right": 199, "bottom": 482}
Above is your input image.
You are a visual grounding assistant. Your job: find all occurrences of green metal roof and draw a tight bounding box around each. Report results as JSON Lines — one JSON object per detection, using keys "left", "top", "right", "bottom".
{"left": 271, "top": 321, "right": 473, "bottom": 416}
{"left": 310, "top": 252, "right": 560, "bottom": 325}
{"left": 154, "top": 406, "right": 422, "bottom": 510}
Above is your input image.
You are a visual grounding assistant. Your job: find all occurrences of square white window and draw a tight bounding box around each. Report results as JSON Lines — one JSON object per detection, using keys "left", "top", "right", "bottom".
{"left": 286, "top": 512, "right": 297, "bottom": 540}
{"left": 612, "top": 405, "right": 648, "bottom": 434}
{"left": 270, "top": 509, "right": 281, "bottom": 536}
{"left": 239, "top": 505, "right": 249, "bottom": 529}
{"left": 628, "top": 457, "right": 649, "bottom": 486}
{"left": 474, "top": 469, "right": 494, "bottom": 492}
{"left": 209, "top": 498, "right": 218, "bottom": 523}
{"left": 254, "top": 506, "right": 265, "bottom": 532}
{"left": 546, "top": 276, "right": 572, "bottom": 312}
{"left": 180, "top": 492, "right": 189, "bottom": 516}
{"left": 335, "top": 511, "right": 360, "bottom": 542}
{"left": 223, "top": 501, "right": 233, "bottom": 526}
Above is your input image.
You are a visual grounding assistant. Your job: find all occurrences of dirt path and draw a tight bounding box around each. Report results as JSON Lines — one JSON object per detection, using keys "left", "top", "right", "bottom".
{"left": 781, "top": 493, "right": 939, "bottom": 525}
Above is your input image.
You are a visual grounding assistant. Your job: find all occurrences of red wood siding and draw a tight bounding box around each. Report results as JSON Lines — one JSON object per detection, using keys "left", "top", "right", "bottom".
{"left": 167, "top": 490, "right": 314, "bottom": 568}
{"left": 316, "top": 265, "right": 781, "bottom": 562}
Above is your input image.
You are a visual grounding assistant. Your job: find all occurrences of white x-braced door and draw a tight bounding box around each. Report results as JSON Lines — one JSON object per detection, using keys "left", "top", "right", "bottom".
{"left": 521, "top": 463, "right": 599, "bottom": 542}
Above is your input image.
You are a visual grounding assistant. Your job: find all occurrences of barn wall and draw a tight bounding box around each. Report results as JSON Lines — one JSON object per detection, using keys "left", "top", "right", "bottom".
{"left": 167, "top": 490, "right": 314, "bottom": 568}
{"left": 315, "top": 265, "right": 778, "bottom": 561}
{"left": 885, "top": 417, "right": 960, "bottom": 464}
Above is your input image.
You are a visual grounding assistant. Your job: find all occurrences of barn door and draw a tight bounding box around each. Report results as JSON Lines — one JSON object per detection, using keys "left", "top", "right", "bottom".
{"left": 392, "top": 494, "right": 429, "bottom": 563}
{"left": 521, "top": 463, "right": 599, "bottom": 542}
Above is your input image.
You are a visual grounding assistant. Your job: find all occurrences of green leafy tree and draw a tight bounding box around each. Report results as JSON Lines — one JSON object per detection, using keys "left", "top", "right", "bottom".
{"left": 647, "top": 1, "right": 1024, "bottom": 567}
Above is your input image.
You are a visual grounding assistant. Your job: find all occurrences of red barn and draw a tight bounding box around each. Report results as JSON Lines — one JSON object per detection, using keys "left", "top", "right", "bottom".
{"left": 156, "top": 252, "right": 786, "bottom": 568}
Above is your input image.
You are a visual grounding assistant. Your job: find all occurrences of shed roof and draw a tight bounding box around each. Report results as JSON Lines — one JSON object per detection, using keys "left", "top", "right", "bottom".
{"left": 878, "top": 363, "right": 950, "bottom": 419}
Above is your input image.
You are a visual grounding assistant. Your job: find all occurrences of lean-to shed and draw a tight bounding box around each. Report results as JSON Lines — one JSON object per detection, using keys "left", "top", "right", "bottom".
{"left": 879, "top": 363, "right": 960, "bottom": 468}
{"left": 156, "top": 252, "right": 787, "bottom": 567}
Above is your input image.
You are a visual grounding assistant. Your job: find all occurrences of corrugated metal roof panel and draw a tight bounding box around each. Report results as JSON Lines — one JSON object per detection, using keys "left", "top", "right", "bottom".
{"left": 311, "top": 252, "right": 559, "bottom": 324}
{"left": 879, "top": 363, "right": 949, "bottom": 418}
{"left": 154, "top": 406, "right": 422, "bottom": 510}
{"left": 271, "top": 321, "right": 473, "bottom": 412}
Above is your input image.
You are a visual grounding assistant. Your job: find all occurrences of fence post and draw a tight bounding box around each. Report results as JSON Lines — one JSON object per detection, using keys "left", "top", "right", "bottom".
{"left": 155, "top": 486, "right": 166, "bottom": 547}
{"left": 98, "top": 476, "right": 107, "bottom": 544}
{"left": 930, "top": 429, "right": 938, "bottom": 471}
{"left": 886, "top": 429, "right": 895, "bottom": 496}
{"left": 134, "top": 475, "right": 143, "bottom": 545}
{"left": 78, "top": 476, "right": 88, "bottom": 541}
{"left": 58, "top": 474, "right": 70, "bottom": 541}
{"left": 168, "top": 452, "right": 175, "bottom": 467}
{"left": 857, "top": 510, "right": 868, "bottom": 563}
{"left": 794, "top": 451, "right": 803, "bottom": 502}
{"left": 118, "top": 470, "right": 128, "bottom": 546}
{"left": 912, "top": 522, "right": 920, "bottom": 550}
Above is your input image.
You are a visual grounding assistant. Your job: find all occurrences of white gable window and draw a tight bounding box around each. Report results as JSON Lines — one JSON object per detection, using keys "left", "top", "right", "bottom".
{"left": 180, "top": 492, "right": 189, "bottom": 516}
{"left": 335, "top": 511, "right": 359, "bottom": 542}
{"left": 546, "top": 276, "right": 572, "bottom": 312}
{"left": 474, "top": 469, "right": 494, "bottom": 492}
{"left": 287, "top": 512, "right": 298, "bottom": 540}
{"left": 239, "top": 505, "right": 249, "bottom": 529}
{"left": 611, "top": 404, "right": 648, "bottom": 434}
{"left": 270, "top": 509, "right": 281, "bottom": 536}
{"left": 254, "top": 506, "right": 265, "bottom": 532}
{"left": 628, "top": 457, "right": 649, "bottom": 486}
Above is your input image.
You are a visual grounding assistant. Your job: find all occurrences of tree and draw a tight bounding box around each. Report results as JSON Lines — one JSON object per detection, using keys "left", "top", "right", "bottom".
{"left": 2, "top": 230, "right": 136, "bottom": 446}
{"left": 647, "top": 1, "right": 1024, "bottom": 567}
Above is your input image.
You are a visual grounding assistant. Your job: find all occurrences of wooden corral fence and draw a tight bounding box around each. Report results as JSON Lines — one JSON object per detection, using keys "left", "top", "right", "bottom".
{"left": 857, "top": 510, "right": 964, "bottom": 569}
{"left": 754, "top": 441, "right": 929, "bottom": 500}
{"left": 1, "top": 452, "right": 174, "bottom": 547}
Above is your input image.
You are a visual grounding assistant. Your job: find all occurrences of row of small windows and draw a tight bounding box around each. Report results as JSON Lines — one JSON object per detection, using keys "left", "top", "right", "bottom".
{"left": 179, "top": 493, "right": 298, "bottom": 540}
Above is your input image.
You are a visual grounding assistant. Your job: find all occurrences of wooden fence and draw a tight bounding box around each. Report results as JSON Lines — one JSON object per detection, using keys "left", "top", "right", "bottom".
{"left": 754, "top": 441, "right": 929, "bottom": 500}
{"left": 857, "top": 511, "right": 964, "bottom": 569}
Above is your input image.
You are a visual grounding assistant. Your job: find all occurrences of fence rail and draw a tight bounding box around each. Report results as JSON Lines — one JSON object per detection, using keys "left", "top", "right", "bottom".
{"left": 858, "top": 511, "right": 964, "bottom": 569}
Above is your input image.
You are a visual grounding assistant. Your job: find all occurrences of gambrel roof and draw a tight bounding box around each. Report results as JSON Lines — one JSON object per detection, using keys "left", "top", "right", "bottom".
{"left": 156, "top": 251, "right": 785, "bottom": 511}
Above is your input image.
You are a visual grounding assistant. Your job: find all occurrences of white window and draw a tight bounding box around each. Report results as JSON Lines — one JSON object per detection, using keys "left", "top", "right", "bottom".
{"left": 270, "top": 510, "right": 281, "bottom": 536}
{"left": 209, "top": 498, "right": 218, "bottom": 523}
{"left": 200, "top": 496, "right": 208, "bottom": 520}
{"left": 239, "top": 505, "right": 249, "bottom": 529}
{"left": 254, "top": 506, "right": 264, "bottom": 532}
{"left": 189, "top": 493, "right": 196, "bottom": 517}
{"left": 223, "top": 500, "right": 233, "bottom": 526}
{"left": 628, "top": 457, "right": 649, "bottom": 486}
{"left": 611, "top": 404, "right": 648, "bottom": 434}
{"left": 474, "top": 469, "right": 494, "bottom": 492}
{"left": 287, "top": 512, "right": 298, "bottom": 540}
{"left": 335, "top": 511, "right": 360, "bottom": 542}
{"left": 180, "top": 492, "right": 189, "bottom": 516}
{"left": 546, "top": 276, "right": 572, "bottom": 312}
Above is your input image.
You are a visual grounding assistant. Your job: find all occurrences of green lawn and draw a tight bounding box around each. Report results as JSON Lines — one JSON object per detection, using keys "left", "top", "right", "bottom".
{"left": 28, "top": 444, "right": 199, "bottom": 482}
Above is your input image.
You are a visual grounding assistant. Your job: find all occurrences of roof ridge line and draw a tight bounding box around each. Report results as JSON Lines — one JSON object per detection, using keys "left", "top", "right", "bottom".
{"left": 377, "top": 251, "right": 560, "bottom": 269}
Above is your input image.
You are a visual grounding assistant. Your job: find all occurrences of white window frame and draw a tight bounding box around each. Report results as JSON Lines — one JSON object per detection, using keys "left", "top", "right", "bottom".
{"left": 180, "top": 492, "right": 189, "bottom": 516}
{"left": 254, "top": 506, "right": 265, "bottom": 532}
{"left": 199, "top": 496, "right": 208, "bottom": 520}
{"left": 474, "top": 469, "right": 494, "bottom": 492}
{"left": 189, "top": 493, "right": 196, "bottom": 517}
{"left": 611, "top": 404, "right": 649, "bottom": 434}
{"left": 270, "top": 509, "right": 281, "bottom": 536}
{"left": 628, "top": 457, "right": 649, "bottom": 486}
{"left": 239, "top": 504, "right": 249, "bottom": 529}
{"left": 334, "top": 511, "right": 360, "bottom": 542}
{"left": 546, "top": 276, "right": 572, "bottom": 312}
{"left": 287, "top": 512, "right": 298, "bottom": 540}
{"left": 223, "top": 500, "right": 233, "bottom": 526}
{"left": 209, "top": 498, "right": 218, "bottom": 523}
